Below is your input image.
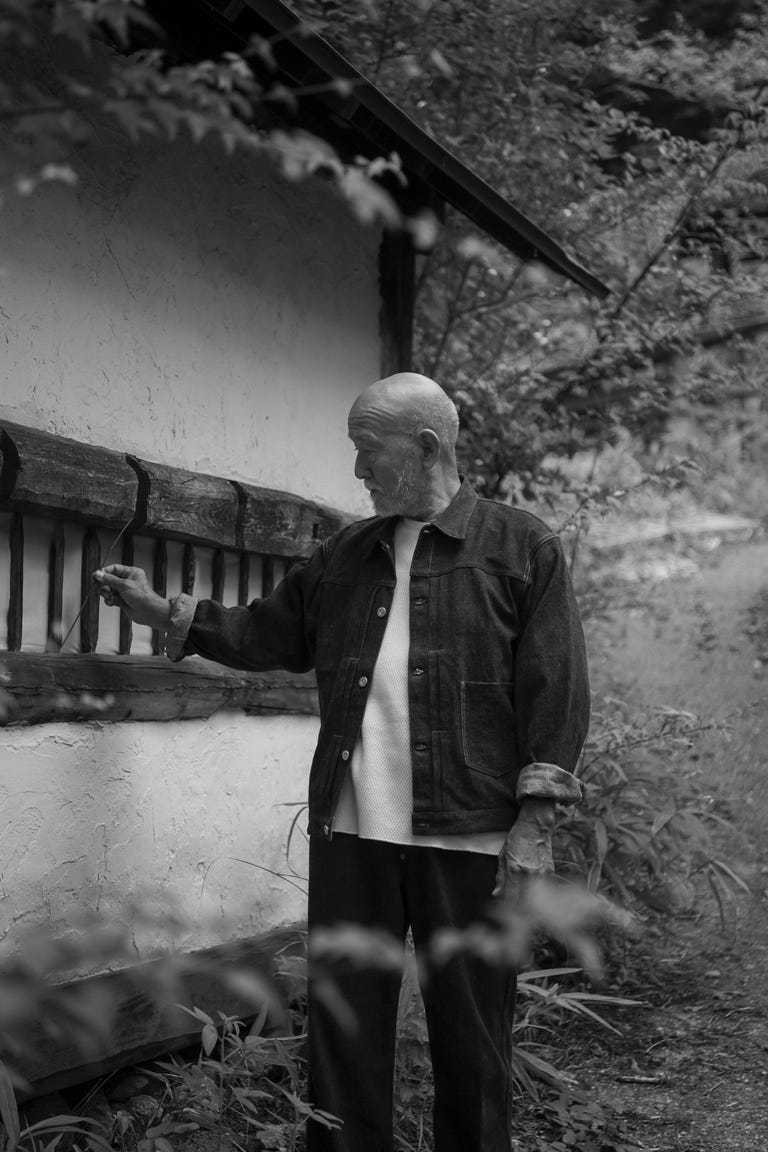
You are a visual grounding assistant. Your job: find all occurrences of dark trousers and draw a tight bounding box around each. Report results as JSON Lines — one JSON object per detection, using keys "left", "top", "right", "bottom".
{"left": 306, "top": 834, "right": 515, "bottom": 1152}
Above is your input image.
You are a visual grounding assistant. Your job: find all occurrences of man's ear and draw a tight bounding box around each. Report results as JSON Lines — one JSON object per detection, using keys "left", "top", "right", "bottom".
{"left": 416, "top": 428, "right": 441, "bottom": 470}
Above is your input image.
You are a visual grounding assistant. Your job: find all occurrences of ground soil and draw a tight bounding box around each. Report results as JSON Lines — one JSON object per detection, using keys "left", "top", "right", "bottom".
{"left": 567, "top": 534, "right": 768, "bottom": 1152}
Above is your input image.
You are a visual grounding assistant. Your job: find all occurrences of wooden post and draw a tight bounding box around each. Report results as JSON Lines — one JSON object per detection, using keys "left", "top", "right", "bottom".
{"left": 212, "top": 548, "right": 225, "bottom": 603}
{"left": 182, "top": 542, "right": 196, "bottom": 596}
{"left": 238, "top": 552, "right": 250, "bottom": 606}
{"left": 47, "top": 520, "right": 65, "bottom": 651}
{"left": 262, "top": 555, "right": 275, "bottom": 598}
{"left": 151, "top": 538, "right": 168, "bottom": 656}
{"left": 80, "top": 528, "right": 101, "bottom": 653}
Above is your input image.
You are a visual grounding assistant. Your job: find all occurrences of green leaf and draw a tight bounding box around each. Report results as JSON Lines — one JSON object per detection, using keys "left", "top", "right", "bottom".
{"left": 201, "top": 1022, "right": 219, "bottom": 1055}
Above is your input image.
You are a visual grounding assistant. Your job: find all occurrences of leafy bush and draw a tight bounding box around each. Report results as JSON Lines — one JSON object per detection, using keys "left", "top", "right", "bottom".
{"left": 558, "top": 696, "right": 751, "bottom": 924}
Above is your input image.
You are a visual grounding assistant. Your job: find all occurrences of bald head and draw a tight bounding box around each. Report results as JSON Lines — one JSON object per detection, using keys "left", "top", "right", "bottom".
{"left": 349, "top": 373, "right": 460, "bottom": 460}
{"left": 348, "top": 373, "right": 461, "bottom": 519}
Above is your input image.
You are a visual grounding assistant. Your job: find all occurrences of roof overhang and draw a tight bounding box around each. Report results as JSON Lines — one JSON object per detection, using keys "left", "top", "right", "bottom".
{"left": 191, "top": 0, "right": 610, "bottom": 298}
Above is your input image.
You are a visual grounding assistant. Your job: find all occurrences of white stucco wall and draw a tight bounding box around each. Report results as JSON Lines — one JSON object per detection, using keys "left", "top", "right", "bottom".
{"left": 0, "top": 133, "right": 382, "bottom": 964}
{"left": 0, "top": 135, "right": 379, "bottom": 510}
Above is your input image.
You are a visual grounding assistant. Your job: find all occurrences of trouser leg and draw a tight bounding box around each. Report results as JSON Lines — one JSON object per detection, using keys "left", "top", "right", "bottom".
{"left": 406, "top": 847, "right": 516, "bottom": 1152}
{"left": 306, "top": 835, "right": 406, "bottom": 1152}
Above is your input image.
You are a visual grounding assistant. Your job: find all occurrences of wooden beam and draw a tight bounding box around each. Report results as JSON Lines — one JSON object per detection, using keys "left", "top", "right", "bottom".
{"left": 0, "top": 422, "right": 138, "bottom": 528}
{"left": 130, "top": 457, "right": 240, "bottom": 549}
{"left": 0, "top": 422, "right": 347, "bottom": 558}
{"left": 0, "top": 653, "right": 319, "bottom": 724}
{"left": 11, "top": 925, "right": 305, "bottom": 1099}
{"left": 234, "top": 482, "right": 345, "bottom": 559}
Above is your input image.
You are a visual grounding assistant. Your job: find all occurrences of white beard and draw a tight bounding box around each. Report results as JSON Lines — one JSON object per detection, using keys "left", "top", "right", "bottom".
{"left": 369, "top": 456, "right": 424, "bottom": 516}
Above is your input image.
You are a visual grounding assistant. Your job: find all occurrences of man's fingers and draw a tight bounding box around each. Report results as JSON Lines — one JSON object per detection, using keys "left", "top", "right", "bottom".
{"left": 100, "top": 564, "right": 138, "bottom": 579}
{"left": 97, "top": 586, "right": 122, "bottom": 608}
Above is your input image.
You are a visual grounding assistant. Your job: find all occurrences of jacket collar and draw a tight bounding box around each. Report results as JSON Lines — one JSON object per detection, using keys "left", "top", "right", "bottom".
{"left": 430, "top": 476, "right": 477, "bottom": 539}
{"left": 366, "top": 476, "right": 477, "bottom": 556}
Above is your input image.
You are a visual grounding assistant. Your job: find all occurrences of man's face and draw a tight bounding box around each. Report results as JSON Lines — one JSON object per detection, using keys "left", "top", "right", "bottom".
{"left": 348, "top": 409, "right": 425, "bottom": 517}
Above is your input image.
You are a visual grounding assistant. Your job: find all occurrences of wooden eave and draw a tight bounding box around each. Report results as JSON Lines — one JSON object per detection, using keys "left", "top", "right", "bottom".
{"left": 189, "top": 0, "right": 610, "bottom": 299}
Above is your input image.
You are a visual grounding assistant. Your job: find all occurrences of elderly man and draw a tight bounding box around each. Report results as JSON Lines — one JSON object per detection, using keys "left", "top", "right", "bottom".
{"left": 94, "top": 373, "right": 589, "bottom": 1152}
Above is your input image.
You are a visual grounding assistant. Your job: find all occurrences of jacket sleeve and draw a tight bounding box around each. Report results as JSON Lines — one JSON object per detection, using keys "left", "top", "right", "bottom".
{"left": 513, "top": 535, "right": 590, "bottom": 805}
{"left": 166, "top": 540, "right": 329, "bottom": 674}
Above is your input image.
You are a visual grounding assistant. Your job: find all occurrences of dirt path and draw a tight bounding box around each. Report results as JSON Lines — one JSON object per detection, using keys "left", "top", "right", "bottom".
{"left": 580, "top": 537, "right": 768, "bottom": 1152}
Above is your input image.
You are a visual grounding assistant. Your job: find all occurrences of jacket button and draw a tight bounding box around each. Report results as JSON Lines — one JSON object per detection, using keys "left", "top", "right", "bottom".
{"left": 414, "top": 742, "right": 427, "bottom": 751}
{"left": 413, "top": 667, "right": 424, "bottom": 676}
{"left": 413, "top": 596, "right": 426, "bottom": 606}
{"left": 341, "top": 749, "right": 350, "bottom": 761}
{"left": 377, "top": 606, "right": 387, "bottom": 617}
{"left": 358, "top": 676, "right": 368, "bottom": 687}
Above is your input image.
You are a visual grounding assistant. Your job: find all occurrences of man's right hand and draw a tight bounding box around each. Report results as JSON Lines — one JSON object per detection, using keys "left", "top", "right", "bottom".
{"left": 92, "top": 565, "right": 171, "bottom": 631}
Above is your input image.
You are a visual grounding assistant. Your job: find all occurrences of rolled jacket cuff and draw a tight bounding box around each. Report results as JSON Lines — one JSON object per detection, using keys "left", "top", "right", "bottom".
{"left": 164, "top": 592, "right": 198, "bottom": 661}
{"left": 516, "top": 762, "right": 583, "bottom": 805}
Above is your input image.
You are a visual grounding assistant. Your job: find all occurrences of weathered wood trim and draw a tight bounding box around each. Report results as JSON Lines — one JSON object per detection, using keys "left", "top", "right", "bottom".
{"left": 11, "top": 925, "right": 305, "bottom": 1099}
{"left": 129, "top": 456, "right": 240, "bottom": 548}
{"left": 0, "top": 422, "right": 347, "bottom": 558}
{"left": 378, "top": 228, "right": 415, "bottom": 375}
{"left": 0, "top": 421, "right": 139, "bottom": 528}
{"left": 0, "top": 653, "right": 319, "bottom": 724}
{"left": 234, "top": 481, "right": 346, "bottom": 558}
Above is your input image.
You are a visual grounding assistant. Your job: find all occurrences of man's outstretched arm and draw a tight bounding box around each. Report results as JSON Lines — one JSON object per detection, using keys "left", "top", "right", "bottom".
{"left": 93, "top": 545, "right": 326, "bottom": 674}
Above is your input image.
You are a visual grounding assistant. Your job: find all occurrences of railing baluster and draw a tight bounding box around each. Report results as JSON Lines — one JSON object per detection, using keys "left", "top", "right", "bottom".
{"left": 47, "top": 519, "right": 65, "bottom": 651}
{"left": 119, "top": 533, "right": 134, "bottom": 655}
{"left": 262, "top": 555, "right": 275, "bottom": 598}
{"left": 212, "top": 548, "right": 225, "bottom": 603}
{"left": 152, "top": 537, "right": 167, "bottom": 656}
{"left": 80, "top": 527, "right": 101, "bottom": 653}
{"left": 182, "top": 543, "right": 196, "bottom": 596}
{"left": 238, "top": 552, "right": 250, "bottom": 606}
{"left": 7, "top": 513, "right": 23, "bottom": 652}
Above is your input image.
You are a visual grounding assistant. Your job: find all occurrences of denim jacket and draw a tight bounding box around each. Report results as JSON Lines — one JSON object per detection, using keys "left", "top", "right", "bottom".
{"left": 169, "top": 479, "right": 590, "bottom": 839}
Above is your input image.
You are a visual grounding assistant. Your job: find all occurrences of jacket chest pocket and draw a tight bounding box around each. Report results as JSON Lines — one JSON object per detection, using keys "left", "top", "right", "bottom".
{"left": 460, "top": 681, "right": 516, "bottom": 777}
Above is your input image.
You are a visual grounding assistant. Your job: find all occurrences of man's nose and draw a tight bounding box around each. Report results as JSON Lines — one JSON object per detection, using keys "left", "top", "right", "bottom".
{"left": 354, "top": 454, "right": 369, "bottom": 479}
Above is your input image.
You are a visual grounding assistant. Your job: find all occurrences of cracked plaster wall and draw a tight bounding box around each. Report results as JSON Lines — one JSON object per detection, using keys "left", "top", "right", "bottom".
{"left": 0, "top": 135, "right": 382, "bottom": 964}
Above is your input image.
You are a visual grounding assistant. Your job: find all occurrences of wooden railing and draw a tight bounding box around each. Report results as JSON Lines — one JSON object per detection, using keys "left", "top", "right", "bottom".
{"left": 0, "top": 420, "right": 347, "bottom": 724}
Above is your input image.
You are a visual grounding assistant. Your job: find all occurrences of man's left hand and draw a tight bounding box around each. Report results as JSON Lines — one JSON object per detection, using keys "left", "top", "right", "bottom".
{"left": 493, "top": 798, "right": 556, "bottom": 901}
